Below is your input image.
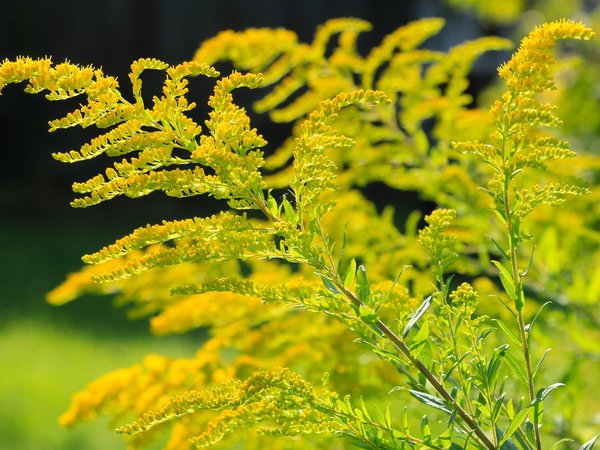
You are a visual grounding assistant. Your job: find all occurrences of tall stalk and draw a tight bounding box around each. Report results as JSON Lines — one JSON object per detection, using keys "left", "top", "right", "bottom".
{"left": 313, "top": 220, "right": 496, "bottom": 450}
{"left": 502, "top": 175, "right": 542, "bottom": 450}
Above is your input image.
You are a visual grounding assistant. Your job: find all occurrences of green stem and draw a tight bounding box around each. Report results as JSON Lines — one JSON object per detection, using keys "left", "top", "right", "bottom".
{"left": 446, "top": 306, "right": 476, "bottom": 414}
{"left": 501, "top": 162, "right": 542, "bottom": 450}
{"left": 260, "top": 201, "right": 496, "bottom": 447}
{"left": 465, "top": 316, "right": 499, "bottom": 447}
{"left": 438, "top": 275, "right": 479, "bottom": 428}
{"left": 312, "top": 221, "right": 495, "bottom": 449}
{"left": 512, "top": 250, "right": 542, "bottom": 450}
{"left": 338, "top": 282, "right": 496, "bottom": 450}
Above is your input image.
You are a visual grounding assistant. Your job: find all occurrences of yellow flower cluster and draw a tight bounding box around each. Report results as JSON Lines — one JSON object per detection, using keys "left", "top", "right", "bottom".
{"left": 0, "top": 56, "right": 96, "bottom": 98}
{"left": 418, "top": 209, "right": 459, "bottom": 272}
{"left": 455, "top": 20, "right": 594, "bottom": 228}
{"left": 116, "top": 367, "right": 340, "bottom": 448}
{"left": 449, "top": 282, "right": 479, "bottom": 309}
{"left": 291, "top": 90, "right": 389, "bottom": 220}
{"left": 498, "top": 19, "right": 594, "bottom": 93}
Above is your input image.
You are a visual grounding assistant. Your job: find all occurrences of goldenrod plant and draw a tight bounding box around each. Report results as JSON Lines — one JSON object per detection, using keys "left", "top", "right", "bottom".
{"left": 1, "top": 16, "right": 598, "bottom": 450}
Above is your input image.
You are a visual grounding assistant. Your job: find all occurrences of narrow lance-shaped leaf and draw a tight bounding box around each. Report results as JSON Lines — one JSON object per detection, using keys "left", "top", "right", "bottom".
{"left": 550, "top": 439, "right": 575, "bottom": 449}
{"left": 337, "top": 223, "right": 348, "bottom": 273}
{"left": 498, "top": 406, "right": 531, "bottom": 447}
{"left": 356, "top": 264, "right": 370, "bottom": 304}
{"left": 320, "top": 275, "right": 340, "bottom": 295}
{"left": 532, "top": 348, "right": 552, "bottom": 379}
{"left": 525, "top": 419, "right": 536, "bottom": 445}
{"left": 420, "top": 415, "right": 432, "bottom": 444}
{"left": 532, "top": 383, "right": 565, "bottom": 405}
{"left": 580, "top": 435, "right": 599, "bottom": 450}
{"left": 492, "top": 260, "right": 516, "bottom": 302}
{"left": 493, "top": 319, "right": 521, "bottom": 346}
{"left": 343, "top": 258, "right": 357, "bottom": 289}
{"left": 490, "top": 237, "right": 509, "bottom": 259}
{"left": 407, "top": 390, "right": 451, "bottom": 414}
{"left": 526, "top": 301, "right": 552, "bottom": 338}
{"left": 500, "top": 438, "right": 520, "bottom": 450}
{"left": 503, "top": 352, "right": 528, "bottom": 385}
{"left": 403, "top": 295, "right": 432, "bottom": 337}
{"left": 486, "top": 344, "right": 509, "bottom": 385}
{"left": 434, "top": 425, "right": 454, "bottom": 449}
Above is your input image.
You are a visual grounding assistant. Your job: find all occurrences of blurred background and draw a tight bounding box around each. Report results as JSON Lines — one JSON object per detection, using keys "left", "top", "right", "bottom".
{"left": 0, "top": 0, "right": 597, "bottom": 448}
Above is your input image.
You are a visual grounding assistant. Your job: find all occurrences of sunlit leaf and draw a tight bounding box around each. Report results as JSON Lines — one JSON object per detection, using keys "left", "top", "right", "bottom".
{"left": 403, "top": 295, "right": 432, "bottom": 337}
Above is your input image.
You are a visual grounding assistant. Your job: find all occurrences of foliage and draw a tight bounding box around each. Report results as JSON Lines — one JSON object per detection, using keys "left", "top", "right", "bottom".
{"left": 1, "top": 14, "right": 599, "bottom": 450}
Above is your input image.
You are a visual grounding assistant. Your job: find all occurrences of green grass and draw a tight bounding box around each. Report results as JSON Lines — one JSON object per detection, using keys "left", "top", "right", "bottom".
{"left": 0, "top": 216, "right": 202, "bottom": 449}
{"left": 0, "top": 317, "right": 198, "bottom": 450}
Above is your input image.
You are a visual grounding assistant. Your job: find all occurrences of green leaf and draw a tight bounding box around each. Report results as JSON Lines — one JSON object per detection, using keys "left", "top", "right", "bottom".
{"left": 532, "top": 348, "right": 552, "bottom": 379}
{"left": 500, "top": 438, "right": 520, "bottom": 450}
{"left": 510, "top": 167, "right": 523, "bottom": 179}
{"left": 532, "top": 383, "right": 565, "bottom": 405}
{"left": 511, "top": 220, "right": 521, "bottom": 243}
{"left": 403, "top": 295, "right": 432, "bottom": 337}
{"left": 309, "top": 217, "right": 319, "bottom": 235}
{"left": 443, "top": 352, "right": 469, "bottom": 382}
{"left": 526, "top": 301, "right": 552, "bottom": 337}
{"left": 490, "top": 237, "right": 509, "bottom": 259}
{"left": 493, "top": 319, "right": 521, "bottom": 346}
{"left": 337, "top": 223, "right": 349, "bottom": 274}
{"left": 344, "top": 435, "right": 372, "bottom": 449}
{"left": 477, "top": 327, "right": 495, "bottom": 345}
{"left": 516, "top": 279, "right": 525, "bottom": 311}
{"left": 281, "top": 195, "right": 297, "bottom": 223}
{"left": 506, "top": 399, "right": 515, "bottom": 420}
{"left": 492, "top": 260, "right": 516, "bottom": 302}
{"left": 434, "top": 425, "right": 453, "bottom": 449}
{"left": 491, "top": 206, "right": 507, "bottom": 225}
{"left": 372, "top": 346, "right": 406, "bottom": 366}
{"left": 356, "top": 265, "right": 371, "bottom": 304}
{"left": 524, "top": 419, "right": 535, "bottom": 445}
{"left": 503, "top": 352, "right": 528, "bottom": 385}
{"left": 345, "top": 395, "right": 353, "bottom": 413}
{"left": 420, "top": 415, "right": 432, "bottom": 444}
{"left": 420, "top": 339, "right": 433, "bottom": 370}
{"left": 407, "top": 390, "right": 451, "bottom": 414}
{"left": 409, "top": 322, "right": 430, "bottom": 358}
{"left": 405, "top": 210, "right": 422, "bottom": 237}
{"left": 498, "top": 406, "right": 531, "bottom": 446}
{"left": 343, "top": 258, "right": 357, "bottom": 289}
{"left": 580, "top": 435, "right": 599, "bottom": 450}
{"left": 383, "top": 405, "right": 392, "bottom": 428}
{"left": 486, "top": 344, "right": 509, "bottom": 385}
{"left": 266, "top": 192, "right": 278, "bottom": 217}
{"left": 320, "top": 275, "right": 340, "bottom": 294}
{"left": 400, "top": 408, "right": 409, "bottom": 433}
{"left": 550, "top": 439, "right": 574, "bottom": 449}
{"left": 414, "top": 129, "right": 430, "bottom": 154}
{"left": 353, "top": 406, "right": 365, "bottom": 422}
{"left": 521, "top": 246, "right": 535, "bottom": 277}
{"left": 359, "top": 397, "right": 372, "bottom": 421}
{"left": 358, "top": 304, "right": 378, "bottom": 325}
{"left": 492, "top": 393, "right": 506, "bottom": 423}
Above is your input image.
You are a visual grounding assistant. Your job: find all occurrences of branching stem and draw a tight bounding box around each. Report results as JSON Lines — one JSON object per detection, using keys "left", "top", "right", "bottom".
{"left": 340, "top": 283, "right": 496, "bottom": 450}
{"left": 308, "top": 219, "right": 496, "bottom": 449}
